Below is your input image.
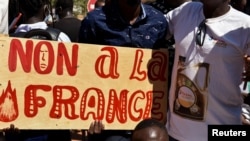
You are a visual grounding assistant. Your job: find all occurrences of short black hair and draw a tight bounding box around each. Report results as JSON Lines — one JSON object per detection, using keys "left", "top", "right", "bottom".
{"left": 19, "top": 0, "right": 51, "bottom": 21}
{"left": 20, "top": 0, "right": 50, "bottom": 14}
{"left": 95, "top": 0, "right": 106, "bottom": 8}
{"left": 133, "top": 118, "right": 167, "bottom": 133}
{"left": 55, "top": 0, "right": 73, "bottom": 10}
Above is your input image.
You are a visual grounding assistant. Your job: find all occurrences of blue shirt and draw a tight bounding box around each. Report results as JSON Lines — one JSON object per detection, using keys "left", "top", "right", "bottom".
{"left": 78, "top": 2, "right": 167, "bottom": 49}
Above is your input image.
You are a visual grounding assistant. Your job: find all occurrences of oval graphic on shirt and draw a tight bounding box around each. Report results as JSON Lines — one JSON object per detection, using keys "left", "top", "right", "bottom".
{"left": 177, "top": 86, "right": 195, "bottom": 108}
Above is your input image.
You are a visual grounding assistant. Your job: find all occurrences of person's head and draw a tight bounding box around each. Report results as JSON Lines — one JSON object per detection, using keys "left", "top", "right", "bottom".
{"left": 117, "top": 0, "right": 141, "bottom": 7}
{"left": 200, "top": 0, "right": 230, "bottom": 18}
{"left": 200, "top": 0, "right": 230, "bottom": 8}
{"left": 164, "top": 0, "right": 191, "bottom": 8}
{"left": 95, "top": 0, "right": 106, "bottom": 8}
{"left": 55, "top": 0, "right": 74, "bottom": 19}
{"left": 132, "top": 118, "right": 169, "bottom": 141}
{"left": 19, "top": 0, "right": 51, "bottom": 23}
{"left": 231, "top": 0, "right": 247, "bottom": 12}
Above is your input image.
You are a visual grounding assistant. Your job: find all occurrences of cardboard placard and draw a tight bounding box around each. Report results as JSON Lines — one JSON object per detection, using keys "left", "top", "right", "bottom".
{"left": 0, "top": 36, "right": 168, "bottom": 129}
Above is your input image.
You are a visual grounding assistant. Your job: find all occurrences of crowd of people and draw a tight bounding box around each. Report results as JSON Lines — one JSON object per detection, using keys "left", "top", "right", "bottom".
{"left": 1, "top": 0, "right": 250, "bottom": 141}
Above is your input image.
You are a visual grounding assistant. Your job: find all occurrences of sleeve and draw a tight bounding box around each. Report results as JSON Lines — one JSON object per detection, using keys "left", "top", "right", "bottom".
{"left": 165, "top": 12, "right": 174, "bottom": 41}
{"left": 0, "top": 0, "right": 8, "bottom": 34}
{"left": 78, "top": 13, "right": 97, "bottom": 44}
{"left": 58, "top": 32, "right": 71, "bottom": 42}
{"left": 153, "top": 15, "right": 169, "bottom": 49}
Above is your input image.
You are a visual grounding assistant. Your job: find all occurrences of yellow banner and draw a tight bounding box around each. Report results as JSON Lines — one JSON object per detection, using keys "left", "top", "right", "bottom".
{"left": 0, "top": 36, "right": 168, "bottom": 129}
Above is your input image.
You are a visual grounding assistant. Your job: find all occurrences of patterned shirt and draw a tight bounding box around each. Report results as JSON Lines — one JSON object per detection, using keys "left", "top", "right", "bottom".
{"left": 78, "top": 2, "right": 167, "bottom": 49}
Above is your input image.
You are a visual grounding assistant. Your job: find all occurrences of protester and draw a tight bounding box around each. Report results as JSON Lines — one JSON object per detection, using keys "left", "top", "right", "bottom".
{"left": 145, "top": 0, "right": 192, "bottom": 92}
{"left": 165, "top": 0, "right": 250, "bottom": 141}
{"left": 230, "top": 0, "right": 250, "bottom": 125}
{"left": 88, "top": 118, "right": 169, "bottom": 141}
{"left": 94, "top": 0, "right": 106, "bottom": 8}
{"left": 54, "top": 0, "right": 81, "bottom": 42}
{"left": 0, "top": 0, "right": 8, "bottom": 34}
{"left": 11, "top": 0, "right": 70, "bottom": 42}
{"left": 4, "top": 0, "right": 71, "bottom": 140}
{"left": 131, "top": 118, "right": 169, "bottom": 141}
{"left": 78, "top": 0, "right": 167, "bottom": 140}
{"left": 78, "top": 0, "right": 167, "bottom": 49}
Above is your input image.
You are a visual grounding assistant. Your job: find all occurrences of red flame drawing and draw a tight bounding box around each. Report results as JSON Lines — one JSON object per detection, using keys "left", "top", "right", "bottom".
{"left": 0, "top": 80, "right": 18, "bottom": 122}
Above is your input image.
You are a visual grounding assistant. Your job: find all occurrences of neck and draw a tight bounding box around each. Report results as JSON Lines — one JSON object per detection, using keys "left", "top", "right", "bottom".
{"left": 24, "top": 9, "right": 45, "bottom": 24}
{"left": 165, "top": 0, "right": 191, "bottom": 9}
{"left": 60, "top": 11, "right": 74, "bottom": 19}
{"left": 25, "top": 16, "right": 44, "bottom": 24}
{"left": 203, "top": 4, "right": 230, "bottom": 18}
{"left": 118, "top": 1, "right": 141, "bottom": 25}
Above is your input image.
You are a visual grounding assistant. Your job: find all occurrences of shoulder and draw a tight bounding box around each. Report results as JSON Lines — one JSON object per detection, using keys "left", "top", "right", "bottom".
{"left": 142, "top": 4, "right": 166, "bottom": 20}
{"left": 167, "top": 1, "right": 202, "bottom": 16}
{"left": 142, "top": 4, "right": 164, "bottom": 15}
{"left": 228, "top": 7, "right": 250, "bottom": 32}
{"left": 230, "top": 7, "right": 250, "bottom": 22}
{"left": 84, "top": 7, "right": 105, "bottom": 21}
{"left": 15, "top": 22, "right": 48, "bottom": 33}
{"left": 81, "top": 7, "right": 108, "bottom": 28}
{"left": 58, "top": 32, "right": 71, "bottom": 42}
{"left": 166, "top": 1, "right": 202, "bottom": 22}
{"left": 46, "top": 27, "right": 62, "bottom": 40}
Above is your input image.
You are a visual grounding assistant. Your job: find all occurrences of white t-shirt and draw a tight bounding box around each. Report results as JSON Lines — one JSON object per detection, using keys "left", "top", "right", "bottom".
{"left": 166, "top": 2, "right": 250, "bottom": 141}
{"left": 0, "top": 0, "right": 8, "bottom": 34}
{"left": 15, "top": 22, "right": 71, "bottom": 42}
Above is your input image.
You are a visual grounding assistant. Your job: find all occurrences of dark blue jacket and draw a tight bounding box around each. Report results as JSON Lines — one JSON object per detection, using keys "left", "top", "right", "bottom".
{"left": 78, "top": 2, "right": 167, "bottom": 49}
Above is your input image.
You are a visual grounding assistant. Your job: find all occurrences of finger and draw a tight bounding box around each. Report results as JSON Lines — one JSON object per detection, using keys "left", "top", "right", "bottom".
{"left": 94, "top": 120, "right": 103, "bottom": 134}
{"left": 244, "top": 56, "right": 250, "bottom": 67}
{"left": 96, "top": 120, "right": 102, "bottom": 130}
{"left": 242, "top": 114, "right": 250, "bottom": 125}
{"left": 245, "top": 55, "right": 250, "bottom": 61}
{"left": 14, "top": 127, "right": 20, "bottom": 133}
{"left": 99, "top": 120, "right": 104, "bottom": 130}
{"left": 96, "top": 120, "right": 101, "bottom": 128}
{"left": 10, "top": 124, "right": 15, "bottom": 129}
{"left": 88, "top": 122, "right": 95, "bottom": 134}
{"left": 10, "top": 124, "right": 19, "bottom": 132}
{"left": 94, "top": 120, "right": 100, "bottom": 133}
{"left": 244, "top": 54, "right": 249, "bottom": 59}
{"left": 2, "top": 127, "right": 9, "bottom": 132}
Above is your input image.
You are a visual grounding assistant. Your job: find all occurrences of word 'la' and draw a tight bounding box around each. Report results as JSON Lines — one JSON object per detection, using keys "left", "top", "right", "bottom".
{"left": 8, "top": 39, "right": 167, "bottom": 82}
